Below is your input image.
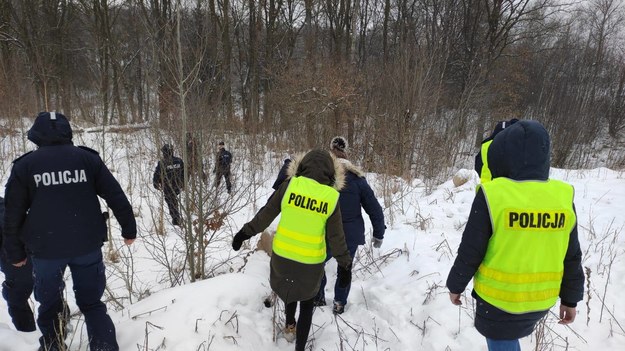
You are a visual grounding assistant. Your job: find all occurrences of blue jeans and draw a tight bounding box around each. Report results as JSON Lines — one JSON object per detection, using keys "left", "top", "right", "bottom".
{"left": 486, "top": 338, "right": 521, "bottom": 351}
{"left": 316, "top": 246, "right": 358, "bottom": 306}
{"left": 32, "top": 249, "right": 118, "bottom": 351}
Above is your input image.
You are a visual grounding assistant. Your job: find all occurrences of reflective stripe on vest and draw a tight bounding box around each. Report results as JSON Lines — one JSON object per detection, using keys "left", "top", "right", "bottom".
{"left": 475, "top": 178, "right": 576, "bottom": 313}
{"left": 273, "top": 176, "right": 339, "bottom": 264}
{"left": 479, "top": 140, "right": 493, "bottom": 184}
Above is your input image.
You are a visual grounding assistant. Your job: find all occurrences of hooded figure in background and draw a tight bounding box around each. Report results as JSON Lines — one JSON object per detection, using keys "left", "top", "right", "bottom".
{"left": 272, "top": 157, "right": 292, "bottom": 190}
{"left": 153, "top": 144, "right": 185, "bottom": 226}
{"left": 3, "top": 111, "right": 136, "bottom": 351}
{"left": 446, "top": 120, "right": 584, "bottom": 351}
{"left": 185, "top": 132, "right": 207, "bottom": 182}
{"left": 232, "top": 149, "right": 352, "bottom": 351}
{"left": 475, "top": 118, "right": 519, "bottom": 184}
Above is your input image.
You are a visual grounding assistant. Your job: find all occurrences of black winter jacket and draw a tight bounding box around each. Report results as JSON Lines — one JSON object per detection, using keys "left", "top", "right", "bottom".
{"left": 3, "top": 112, "right": 137, "bottom": 262}
{"left": 272, "top": 159, "right": 291, "bottom": 190}
{"left": 153, "top": 156, "right": 185, "bottom": 193}
{"left": 216, "top": 149, "right": 232, "bottom": 172}
{"left": 446, "top": 120, "right": 584, "bottom": 340}
{"left": 0, "top": 196, "right": 4, "bottom": 249}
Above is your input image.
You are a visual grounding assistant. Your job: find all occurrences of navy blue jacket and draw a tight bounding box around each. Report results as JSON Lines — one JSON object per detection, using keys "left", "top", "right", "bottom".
{"left": 3, "top": 112, "right": 137, "bottom": 263}
{"left": 272, "top": 159, "right": 291, "bottom": 190}
{"left": 153, "top": 156, "right": 185, "bottom": 193}
{"left": 0, "top": 196, "right": 4, "bottom": 249}
{"left": 337, "top": 160, "right": 385, "bottom": 250}
{"left": 216, "top": 148, "right": 232, "bottom": 172}
{"left": 446, "top": 120, "right": 584, "bottom": 339}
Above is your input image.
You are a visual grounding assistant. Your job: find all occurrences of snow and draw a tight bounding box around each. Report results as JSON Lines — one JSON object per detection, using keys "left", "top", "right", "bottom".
{"left": 1, "top": 129, "right": 624, "bottom": 351}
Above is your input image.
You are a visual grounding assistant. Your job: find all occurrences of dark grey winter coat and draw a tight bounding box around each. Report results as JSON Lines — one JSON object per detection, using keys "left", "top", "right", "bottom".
{"left": 446, "top": 120, "right": 584, "bottom": 340}
{"left": 241, "top": 149, "right": 352, "bottom": 303}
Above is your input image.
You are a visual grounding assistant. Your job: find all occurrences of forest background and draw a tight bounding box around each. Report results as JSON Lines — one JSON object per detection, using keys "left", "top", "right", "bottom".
{"left": 1, "top": 2, "right": 625, "bottom": 350}
{"left": 1, "top": 0, "right": 624, "bottom": 178}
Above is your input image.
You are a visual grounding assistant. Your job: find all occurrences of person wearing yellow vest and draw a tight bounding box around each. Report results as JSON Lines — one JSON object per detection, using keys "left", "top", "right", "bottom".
{"left": 232, "top": 149, "right": 352, "bottom": 351}
{"left": 475, "top": 118, "right": 518, "bottom": 184}
{"left": 447, "top": 120, "right": 584, "bottom": 351}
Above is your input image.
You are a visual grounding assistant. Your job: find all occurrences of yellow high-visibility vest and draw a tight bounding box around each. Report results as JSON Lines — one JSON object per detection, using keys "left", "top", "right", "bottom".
{"left": 273, "top": 176, "right": 339, "bottom": 264}
{"left": 479, "top": 140, "right": 493, "bottom": 183}
{"left": 475, "top": 178, "right": 576, "bottom": 313}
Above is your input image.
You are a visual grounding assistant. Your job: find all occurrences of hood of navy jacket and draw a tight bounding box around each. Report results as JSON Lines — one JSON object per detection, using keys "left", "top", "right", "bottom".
{"left": 487, "top": 120, "right": 550, "bottom": 181}
{"left": 27, "top": 112, "right": 73, "bottom": 146}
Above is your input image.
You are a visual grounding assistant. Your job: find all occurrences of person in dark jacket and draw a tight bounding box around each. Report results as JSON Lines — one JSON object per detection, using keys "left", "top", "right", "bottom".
{"left": 214, "top": 141, "right": 232, "bottom": 194}
{"left": 1, "top": 196, "right": 71, "bottom": 334}
{"left": 153, "top": 144, "right": 185, "bottom": 226}
{"left": 446, "top": 120, "right": 584, "bottom": 351}
{"left": 185, "top": 132, "right": 207, "bottom": 182}
{"left": 3, "top": 111, "right": 137, "bottom": 351}
{"left": 0, "top": 195, "right": 35, "bottom": 332}
{"left": 475, "top": 118, "right": 518, "bottom": 184}
{"left": 272, "top": 158, "right": 292, "bottom": 190}
{"left": 232, "top": 149, "right": 352, "bottom": 351}
{"left": 314, "top": 136, "right": 386, "bottom": 314}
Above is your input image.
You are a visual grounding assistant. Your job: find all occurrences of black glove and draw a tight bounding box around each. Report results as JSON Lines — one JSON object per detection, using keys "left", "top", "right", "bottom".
{"left": 232, "top": 229, "right": 252, "bottom": 251}
{"left": 337, "top": 264, "right": 352, "bottom": 289}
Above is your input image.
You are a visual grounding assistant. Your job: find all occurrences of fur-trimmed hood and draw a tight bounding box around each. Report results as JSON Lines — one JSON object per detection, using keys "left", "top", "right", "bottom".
{"left": 336, "top": 157, "right": 365, "bottom": 178}
{"left": 286, "top": 149, "right": 346, "bottom": 191}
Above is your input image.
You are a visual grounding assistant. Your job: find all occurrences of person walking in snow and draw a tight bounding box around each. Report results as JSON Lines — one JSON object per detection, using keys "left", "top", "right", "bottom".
{"left": 314, "top": 136, "right": 386, "bottom": 314}
{"left": 475, "top": 118, "right": 518, "bottom": 184}
{"left": 3, "top": 111, "right": 137, "bottom": 351}
{"left": 272, "top": 157, "right": 292, "bottom": 190}
{"left": 0, "top": 195, "right": 35, "bottom": 332}
{"left": 185, "top": 132, "right": 207, "bottom": 182}
{"left": 214, "top": 141, "right": 233, "bottom": 194}
{"left": 153, "top": 144, "right": 185, "bottom": 226}
{"left": 0, "top": 195, "right": 71, "bottom": 334}
{"left": 232, "top": 149, "right": 352, "bottom": 351}
{"left": 446, "top": 120, "right": 584, "bottom": 351}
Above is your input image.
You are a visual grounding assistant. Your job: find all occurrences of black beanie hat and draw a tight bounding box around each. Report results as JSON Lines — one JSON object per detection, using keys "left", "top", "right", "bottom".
{"left": 161, "top": 144, "right": 174, "bottom": 157}
{"left": 330, "top": 136, "right": 347, "bottom": 152}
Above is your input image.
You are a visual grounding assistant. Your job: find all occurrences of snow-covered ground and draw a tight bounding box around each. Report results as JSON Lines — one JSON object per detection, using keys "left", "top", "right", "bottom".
{"left": 0, "top": 128, "right": 624, "bottom": 351}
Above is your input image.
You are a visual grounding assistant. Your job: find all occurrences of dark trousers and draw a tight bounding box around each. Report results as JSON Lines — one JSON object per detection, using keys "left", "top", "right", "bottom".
{"left": 285, "top": 298, "right": 315, "bottom": 351}
{"left": 215, "top": 169, "right": 232, "bottom": 193}
{"left": 32, "top": 249, "right": 118, "bottom": 351}
{"left": 0, "top": 254, "right": 35, "bottom": 332}
{"left": 316, "top": 245, "right": 358, "bottom": 305}
{"left": 163, "top": 187, "right": 181, "bottom": 224}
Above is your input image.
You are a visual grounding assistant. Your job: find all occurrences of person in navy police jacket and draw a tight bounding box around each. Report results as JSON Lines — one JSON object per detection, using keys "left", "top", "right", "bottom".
{"left": 3, "top": 111, "right": 136, "bottom": 351}
{"left": 153, "top": 144, "right": 185, "bottom": 226}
